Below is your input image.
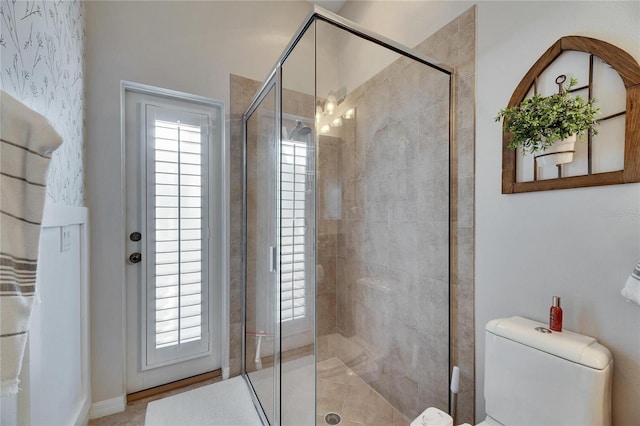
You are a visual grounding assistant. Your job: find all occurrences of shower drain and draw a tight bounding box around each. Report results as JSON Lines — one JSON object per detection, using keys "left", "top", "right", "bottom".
{"left": 324, "top": 412, "right": 341, "bottom": 425}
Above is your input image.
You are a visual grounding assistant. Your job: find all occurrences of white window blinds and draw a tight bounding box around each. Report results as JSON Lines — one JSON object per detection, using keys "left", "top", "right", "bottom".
{"left": 153, "top": 118, "right": 203, "bottom": 348}
{"left": 146, "top": 105, "right": 209, "bottom": 356}
{"left": 280, "top": 141, "right": 307, "bottom": 322}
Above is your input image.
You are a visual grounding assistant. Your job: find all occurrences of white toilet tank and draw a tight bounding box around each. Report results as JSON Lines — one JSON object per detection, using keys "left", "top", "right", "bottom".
{"left": 484, "top": 316, "right": 613, "bottom": 426}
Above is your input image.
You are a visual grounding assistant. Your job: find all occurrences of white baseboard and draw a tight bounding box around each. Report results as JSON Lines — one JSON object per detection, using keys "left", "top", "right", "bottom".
{"left": 222, "top": 366, "right": 230, "bottom": 380}
{"left": 72, "top": 396, "right": 91, "bottom": 426}
{"left": 88, "top": 395, "right": 126, "bottom": 419}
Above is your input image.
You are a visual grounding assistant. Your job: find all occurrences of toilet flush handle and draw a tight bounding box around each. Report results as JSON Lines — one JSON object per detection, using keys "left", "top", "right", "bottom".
{"left": 450, "top": 365, "right": 460, "bottom": 394}
{"left": 450, "top": 366, "right": 460, "bottom": 425}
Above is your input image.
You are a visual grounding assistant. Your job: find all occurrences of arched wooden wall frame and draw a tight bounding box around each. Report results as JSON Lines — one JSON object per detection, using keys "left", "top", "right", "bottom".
{"left": 502, "top": 36, "right": 640, "bottom": 194}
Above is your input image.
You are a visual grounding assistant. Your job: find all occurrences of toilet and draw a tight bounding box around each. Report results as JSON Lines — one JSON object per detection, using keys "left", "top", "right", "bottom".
{"left": 415, "top": 316, "right": 613, "bottom": 426}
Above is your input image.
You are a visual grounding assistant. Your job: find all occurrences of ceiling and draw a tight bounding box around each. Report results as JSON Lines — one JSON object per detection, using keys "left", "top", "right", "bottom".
{"left": 308, "top": 0, "right": 347, "bottom": 14}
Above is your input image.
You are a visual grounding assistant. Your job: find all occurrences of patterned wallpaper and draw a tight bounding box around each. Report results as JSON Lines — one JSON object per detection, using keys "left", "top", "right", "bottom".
{"left": 1, "top": 0, "right": 85, "bottom": 206}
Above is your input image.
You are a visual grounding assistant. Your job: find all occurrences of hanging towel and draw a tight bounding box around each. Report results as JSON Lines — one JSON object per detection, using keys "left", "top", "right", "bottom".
{"left": 621, "top": 260, "right": 640, "bottom": 306}
{"left": 0, "top": 91, "right": 62, "bottom": 396}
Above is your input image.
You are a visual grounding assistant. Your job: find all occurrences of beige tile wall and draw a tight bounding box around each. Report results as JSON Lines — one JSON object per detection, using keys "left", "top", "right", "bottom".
{"left": 328, "top": 39, "right": 451, "bottom": 422}
{"left": 327, "top": 6, "right": 476, "bottom": 422}
{"left": 317, "top": 136, "right": 341, "bottom": 339}
{"left": 413, "top": 6, "right": 476, "bottom": 423}
{"left": 230, "top": 75, "right": 319, "bottom": 374}
{"left": 229, "top": 75, "right": 263, "bottom": 376}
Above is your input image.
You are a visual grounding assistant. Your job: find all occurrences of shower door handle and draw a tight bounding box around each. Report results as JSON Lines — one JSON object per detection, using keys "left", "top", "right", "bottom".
{"left": 269, "top": 246, "right": 277, "bottom": 272}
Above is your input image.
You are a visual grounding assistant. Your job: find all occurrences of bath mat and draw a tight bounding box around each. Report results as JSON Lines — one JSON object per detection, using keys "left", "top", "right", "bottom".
{"left": 145, "top": 376, "right": 262, "bottom": 426}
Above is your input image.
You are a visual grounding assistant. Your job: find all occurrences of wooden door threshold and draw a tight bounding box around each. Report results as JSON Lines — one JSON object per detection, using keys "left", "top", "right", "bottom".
{"left": 127, "top": 369, "right": 222, "bottom": 403}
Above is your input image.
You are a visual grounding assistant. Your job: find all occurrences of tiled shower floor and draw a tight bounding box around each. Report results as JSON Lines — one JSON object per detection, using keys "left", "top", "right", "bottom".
{"left": 317, "top": 358, "right": 409, "bottom": 426}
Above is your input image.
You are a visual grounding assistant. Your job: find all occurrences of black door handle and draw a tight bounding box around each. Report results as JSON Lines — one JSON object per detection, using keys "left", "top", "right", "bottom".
{"left": 129, "top": 252, "right": 142, "bottom": 263}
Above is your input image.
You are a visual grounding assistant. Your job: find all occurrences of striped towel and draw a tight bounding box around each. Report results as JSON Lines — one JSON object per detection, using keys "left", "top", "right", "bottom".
{"left": 0, "top": 91, "right": 62, "bottom": 396}
{"left": 621, "top": 261, "right": 640, "bottom": 306}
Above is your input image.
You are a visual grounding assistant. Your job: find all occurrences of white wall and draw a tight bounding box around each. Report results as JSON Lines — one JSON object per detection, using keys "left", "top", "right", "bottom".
{"left": 476, "top": 2, "right": 640, "bottom": 424}
{"left": 85, "top": 0, "right": 312, "bottom": 406}
{"left": 337, "top": 0, "right": 472, "bottom": 92}
{"left": 340, "top": 1, "right": 640, "bottom": 425}
{"left": 339, "top": 0, "right": 473, "bottom": 50}
{"left": 30, "top": 207, "right": 91, "bottom": 426}
{"left": 31, "top": 226, "right": 85, "bottom": 426}
{"left": 0, "top": 207, "right": 90, "bottom": 426}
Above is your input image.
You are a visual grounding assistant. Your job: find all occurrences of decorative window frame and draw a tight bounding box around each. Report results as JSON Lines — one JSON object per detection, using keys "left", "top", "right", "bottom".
{"left": 502, "top": 36, "right": 640, "bottom": 194}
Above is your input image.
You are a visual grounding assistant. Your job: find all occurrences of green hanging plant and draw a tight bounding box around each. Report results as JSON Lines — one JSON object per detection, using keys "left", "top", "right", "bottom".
{"left": 495, "top": 77, "right": 600, "bottom": 155}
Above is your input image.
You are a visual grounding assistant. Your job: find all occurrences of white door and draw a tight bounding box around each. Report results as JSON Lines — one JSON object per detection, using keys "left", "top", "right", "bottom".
{"left": 124, "top": 86, "right": 223, "bottom": 393}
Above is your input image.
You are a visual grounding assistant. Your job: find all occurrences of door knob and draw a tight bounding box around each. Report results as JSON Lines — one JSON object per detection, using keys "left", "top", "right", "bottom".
{"left": 129, "top": 252, "right": 142, "bottom": 263}
{"left": 130, "top": 232, "right": 142, "bottom": 242}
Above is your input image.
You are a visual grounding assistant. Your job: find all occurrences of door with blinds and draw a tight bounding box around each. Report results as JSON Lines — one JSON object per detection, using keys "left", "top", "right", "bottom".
{"left": 124, "top": 86, "right": 223, "bottom": 393}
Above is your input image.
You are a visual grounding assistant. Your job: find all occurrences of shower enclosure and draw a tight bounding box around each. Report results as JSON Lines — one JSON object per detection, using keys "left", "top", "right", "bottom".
{"left": 242, "top": 7, "right": 453, "bottom": 425}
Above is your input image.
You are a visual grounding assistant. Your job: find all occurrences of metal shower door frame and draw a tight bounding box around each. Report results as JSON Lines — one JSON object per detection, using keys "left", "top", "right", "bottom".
{"left": 242, "top": 70, "right": 282, "bottom": 426}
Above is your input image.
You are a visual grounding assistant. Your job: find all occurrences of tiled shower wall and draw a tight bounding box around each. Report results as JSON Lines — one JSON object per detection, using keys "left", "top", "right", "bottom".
{"left": 230, "top": 75, "right": 262, "bottom": 375}
{"left": 415, "top": 7, "right": 476, "bottom": 423}
{"left": 317, "top": 136, "right": 341, "bottom": 340}
{"left": 230, "top": 75, "right": 319, "bottom": 373}
{"left": 320, "top": 31, "right": 452, "bottom": 424}
{"left": 316, "top": 6, "right": 475, "bottom": 422}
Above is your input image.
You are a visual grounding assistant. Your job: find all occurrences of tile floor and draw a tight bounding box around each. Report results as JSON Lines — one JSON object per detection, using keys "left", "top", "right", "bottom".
{"left": 317, "top": 358, "right": 409, "bottom": 426}
{"left": 88, "top": 376, "right": 223, "bottom": 426}
{"left": 89, "top": 358, "right": 408, "bottom": 426}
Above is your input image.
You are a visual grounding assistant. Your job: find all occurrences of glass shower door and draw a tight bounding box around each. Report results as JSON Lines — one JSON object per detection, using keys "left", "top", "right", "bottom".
{"left": 243, "top": 62, "right": 317, "bottom": 425}
{"left": 279, "top": 19, "right": 316, "bottom": 426}
{"left": 244, "top": 79, "right": 279, "bottom": 425}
